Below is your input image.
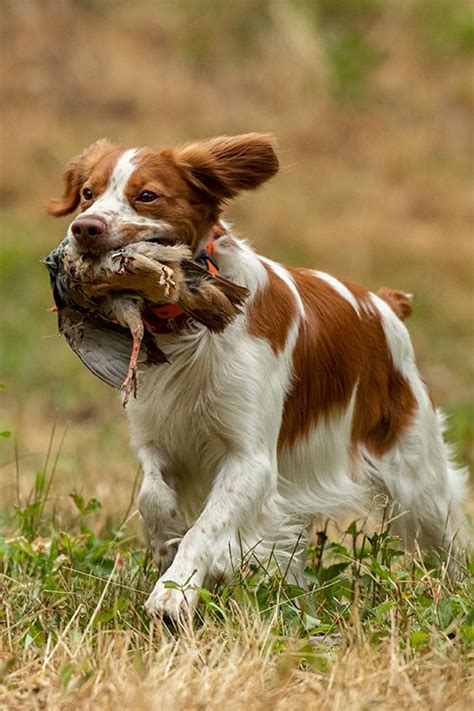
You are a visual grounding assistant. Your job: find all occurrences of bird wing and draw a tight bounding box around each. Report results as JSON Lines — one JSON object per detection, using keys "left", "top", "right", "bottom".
{"left": 182, "top": 259, "right": 250, "bottom": 304}
{"left": 58, "top": 309, "right": 167, "bottom": 390}
{"left": 178, "top": 260, "right": 250, "bottom": 332}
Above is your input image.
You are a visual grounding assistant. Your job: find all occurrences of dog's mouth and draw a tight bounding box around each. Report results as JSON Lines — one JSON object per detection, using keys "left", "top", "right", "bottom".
{"left": 118, "top": 221, "right": 175, "bottom": 244}
{"left": 79, "top": 226, "right": 179, "bottom": 256}
{"left": 143, "top": 233, "right": 178, "bottom": 247}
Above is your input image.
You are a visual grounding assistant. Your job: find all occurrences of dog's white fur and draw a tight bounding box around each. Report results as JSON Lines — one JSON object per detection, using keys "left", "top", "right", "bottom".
{"left": 127, "top": 231, "right": 466, "bottom": 620}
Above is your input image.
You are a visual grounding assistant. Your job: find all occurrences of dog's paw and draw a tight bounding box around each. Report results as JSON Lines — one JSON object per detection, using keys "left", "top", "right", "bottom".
{"left": 145, "top": 581, "right": 198, "bottom": 623}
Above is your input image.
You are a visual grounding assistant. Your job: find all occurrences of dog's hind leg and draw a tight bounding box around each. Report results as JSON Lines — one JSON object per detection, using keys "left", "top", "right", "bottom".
{"left": 368, "top": 295, "right": 469, "bottom": 572}
{"left": 372, "top": 406, "right": 468, "bottom": 572}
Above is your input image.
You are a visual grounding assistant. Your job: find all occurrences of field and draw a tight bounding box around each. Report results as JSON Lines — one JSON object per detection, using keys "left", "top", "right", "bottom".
{"left": 0, "top": 1, "right": 473, "bottom": 708}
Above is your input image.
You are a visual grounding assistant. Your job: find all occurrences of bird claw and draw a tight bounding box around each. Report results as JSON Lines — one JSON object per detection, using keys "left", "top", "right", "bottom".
{"left": 121, "top": 318, "right": 144, "bottom": 407}
{"left": 121, "top": 367, "right": 137, "bottom": 407}
{"left": 159, "top": 266, "right": 176, "bottom": 298}
{"left": 113, "top": 252, "right": 135, "bottom": 273}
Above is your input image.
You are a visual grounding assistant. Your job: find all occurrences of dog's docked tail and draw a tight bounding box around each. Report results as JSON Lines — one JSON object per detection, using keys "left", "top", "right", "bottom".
{"left": 377, "top": 287, "right": 413, "bottom": 321}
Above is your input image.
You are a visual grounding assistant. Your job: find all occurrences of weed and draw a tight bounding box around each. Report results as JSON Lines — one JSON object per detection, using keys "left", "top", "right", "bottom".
{"left": 0, "top": 442, "right": 471, "bottom": 706}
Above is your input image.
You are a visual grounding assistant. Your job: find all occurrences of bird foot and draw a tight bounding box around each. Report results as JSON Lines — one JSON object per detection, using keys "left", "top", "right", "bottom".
{"left": 159, "top": 266, "right": 176, "bottom": 298}
{"left": 121, "top": 320, "right": 144, "bottom": 407}
{"left": 121, "top": 367, "right": 137, "bottom": 407}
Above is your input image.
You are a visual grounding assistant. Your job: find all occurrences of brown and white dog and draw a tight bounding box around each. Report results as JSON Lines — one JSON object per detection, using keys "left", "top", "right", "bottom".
{"left": 46, "top": 134, "right": 467, "bottom": 620}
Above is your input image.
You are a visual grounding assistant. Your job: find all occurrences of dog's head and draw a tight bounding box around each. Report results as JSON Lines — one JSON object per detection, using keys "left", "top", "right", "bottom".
{"left": 46, "top": 134, "right": 279, "bottom": 254}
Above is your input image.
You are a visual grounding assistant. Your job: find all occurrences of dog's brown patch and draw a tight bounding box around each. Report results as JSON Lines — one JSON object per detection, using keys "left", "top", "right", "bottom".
{"left": 247, "top": 262, "right": 297, "bottom": 355}
{"left": 45, "top": 140, "right": 122, "bottom": 217}
{"left": 276, "top": 269, "right": 416, "bottom": 455}
{"left": 123, "top": 148, "right": 218, "bottom": 248}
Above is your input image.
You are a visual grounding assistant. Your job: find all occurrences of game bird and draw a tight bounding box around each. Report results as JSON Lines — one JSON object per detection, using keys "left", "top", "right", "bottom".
{"left": 44, "top": 238, "right": 249, "bottom": 404}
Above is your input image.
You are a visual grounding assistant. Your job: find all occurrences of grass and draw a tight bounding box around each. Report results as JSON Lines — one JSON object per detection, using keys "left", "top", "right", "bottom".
{"left": 0, "top": 435, "right": 472, "bottom": 709}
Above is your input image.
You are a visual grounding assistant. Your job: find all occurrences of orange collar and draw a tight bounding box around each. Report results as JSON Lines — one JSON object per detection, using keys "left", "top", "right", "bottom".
{"left": 144, "top": 239, "right": 218, "bottom": 333}
{"left": 197, "top": 239, "right": 219, "bottom": 275}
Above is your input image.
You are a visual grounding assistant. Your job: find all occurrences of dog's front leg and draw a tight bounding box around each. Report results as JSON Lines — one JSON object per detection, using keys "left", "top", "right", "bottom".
{"left": 137, "top": 445, "right": 187, "bottom": 574}
{"left": 145, "top": 452, "right": 274, "bottom": 621}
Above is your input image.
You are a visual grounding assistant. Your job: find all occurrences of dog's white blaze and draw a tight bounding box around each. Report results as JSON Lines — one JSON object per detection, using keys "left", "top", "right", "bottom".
{"left": 75, "top": 148, "right": 172, "bottom": 237}
{"left": 90, "top": 148, "right": 139, "bottom": 215}
{"left": 109, "top": 148, "right": 140, "bottom": 195}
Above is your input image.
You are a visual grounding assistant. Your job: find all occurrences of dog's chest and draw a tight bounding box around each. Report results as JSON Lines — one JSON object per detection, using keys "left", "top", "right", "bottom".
{"left": 126, "top": 313, "right": 292, "bottom": 521}
{"left": 127, "top": 326, "right": 244, "bottom": 463}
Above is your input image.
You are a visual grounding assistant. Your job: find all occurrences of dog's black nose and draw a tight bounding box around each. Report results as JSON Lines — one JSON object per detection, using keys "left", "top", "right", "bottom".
{"left": 71, "top": 216, "right": 108, "bottom": 251}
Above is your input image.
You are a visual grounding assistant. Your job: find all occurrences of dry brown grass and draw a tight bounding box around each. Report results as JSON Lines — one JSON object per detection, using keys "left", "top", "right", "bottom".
{"left": 1, "top": 615, "right": 472, "bottom": 710}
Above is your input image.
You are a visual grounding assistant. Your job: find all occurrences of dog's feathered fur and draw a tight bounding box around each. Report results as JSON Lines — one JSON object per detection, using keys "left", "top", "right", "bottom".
{"left": 47, "top": 134, "right": 467, "bottom": 620}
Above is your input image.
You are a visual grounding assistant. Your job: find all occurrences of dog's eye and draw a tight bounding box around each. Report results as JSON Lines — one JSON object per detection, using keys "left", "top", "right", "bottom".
{"left": 82, "top": 187, "right": 94, "bottom": 200}
{"left": 137, "top": 191, "right": 158, "bottom": 203}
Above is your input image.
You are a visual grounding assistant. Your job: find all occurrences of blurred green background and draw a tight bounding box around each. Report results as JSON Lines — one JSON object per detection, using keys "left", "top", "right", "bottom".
{"left": 0, "top": 0, "right": 472, "bottom": 519}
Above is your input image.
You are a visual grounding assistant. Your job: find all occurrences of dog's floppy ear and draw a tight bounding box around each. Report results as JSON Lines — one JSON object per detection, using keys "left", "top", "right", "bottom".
{"left": 175, "top": 133, "right": 279, "bottom": 202}
{"left": 45, "top": 139, "right": 118, "bottom": 217}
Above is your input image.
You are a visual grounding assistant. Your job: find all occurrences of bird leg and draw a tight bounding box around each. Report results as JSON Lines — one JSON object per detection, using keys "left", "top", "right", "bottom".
{"left": 122, "top": 317, "right": 144, "bottom": 407}
{"left": 108, "top": 299, "right": 146, "bottom": 407}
